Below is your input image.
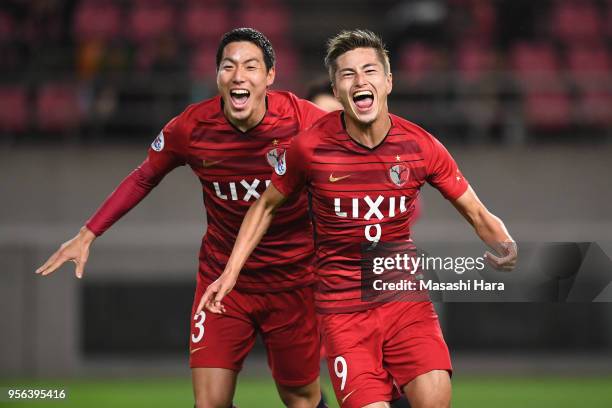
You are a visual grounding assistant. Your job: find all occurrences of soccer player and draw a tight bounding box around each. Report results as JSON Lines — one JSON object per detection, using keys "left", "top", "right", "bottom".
{"left": 36, "top": 28, "right": 329, "bottom": 408}
{"left": 306, "top": 77, "right": 414, "bottom": 408}
{"left": 199, "top": 29, "right": 517, "bottom": 408}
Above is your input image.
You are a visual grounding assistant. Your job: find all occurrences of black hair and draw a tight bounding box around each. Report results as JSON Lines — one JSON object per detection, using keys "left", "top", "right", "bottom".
{"left": 216, "top": 28, "right": 275, "bottom": 71}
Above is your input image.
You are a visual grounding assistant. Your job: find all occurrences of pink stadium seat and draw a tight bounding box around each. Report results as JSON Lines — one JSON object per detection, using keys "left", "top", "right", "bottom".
{"left": 511, "top": 42, "right": 570, "bottom": 130}
{"left": 243, "top": 0, "right": 283, "bottom": 6}
{"left": 190, "top": 45, "right": 218, "bottom": 81}
{"left": 510, "top": 42, "right": 559, "bottom": 75}
{"left": 236, "top": 6, "right": 289, "bottom": 44}
{"left": 398, "top": 42, "right": 437, "bottom": 84}
{"left": 566, "top": 46, "right": 611, "bottom": 91}
{"left": 180, "top": 4, "right": 230, "bottom": 43}
{"left": 456, "top": 42, "right": 495, "bottom": 82}
{"left": 0, "top": 86, "right": 28, "bottom": 133}
{"left": 566, "top": 46, "right": 611, "bottom": 74}
{"left": 550, "top": 0, "right": 603, "bottom": 44}
{"left": 127, "top": 2, "right": 175, "bottom": 43}
{"left": 576, "top": 90, "right": 612, "bottom": 127}
{"left": 524, "top": 92, "right": 572, "bottom": 130}
{"left": 460, "top": 0, "right": 496, "bottom": 42}
{"left": 73, "top": 1, "right": 122, "bottom": 42}
{"left": 36, "top": 83, "right": 82, "bottom": 132}
{"left": 272, "top": 45, "right": 299, "bottom": 90}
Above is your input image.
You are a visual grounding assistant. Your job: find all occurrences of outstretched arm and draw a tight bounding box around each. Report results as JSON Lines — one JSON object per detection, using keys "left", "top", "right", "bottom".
{"left": 198, "top": 184, "right": 288, "bottom": 314}
{"left": 35, "top": 158, "right": 177, "bottom": 279}
{"left": 36, "top": 113, "right": 188, "bottom": 279}
{"left": 451, "top": 186, "right": 517, "bottom": 271}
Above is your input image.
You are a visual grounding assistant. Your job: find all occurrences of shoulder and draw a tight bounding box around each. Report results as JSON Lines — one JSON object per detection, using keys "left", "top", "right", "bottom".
{"left": 177, "top": 96, "right": 223, "bottom": 124}
{"left": 164, "top": 96, "right": 222, "bottom": 137}
{"left": 292, "top": 111, "right": 340, "bottom": 150}
{"left": 268, "top": 90, "right": 299, "bottom": 106}
{"left": 267, "top": 90, "right": 322, "bottom": 116}
{"left": 390, "top": 113, "right": 442, "bottom": 153}
{"left": 266, "top": 90, "right": 303, "bottom": 115}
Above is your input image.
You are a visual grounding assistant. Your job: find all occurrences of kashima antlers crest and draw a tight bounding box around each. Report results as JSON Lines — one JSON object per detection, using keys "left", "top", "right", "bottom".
{"left": 266, "top": 148, "right": 287, "bottom": 176}
{"left": 389, "top": 164, "right": 409, "bottom": 186}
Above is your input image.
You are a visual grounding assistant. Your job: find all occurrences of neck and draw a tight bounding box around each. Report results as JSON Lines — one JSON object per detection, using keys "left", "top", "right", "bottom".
{"left": 344, "top": 110, "right": 391, "bottom": 149}
{"left": 224, "top": 100, "right": 266, "bottom": 133}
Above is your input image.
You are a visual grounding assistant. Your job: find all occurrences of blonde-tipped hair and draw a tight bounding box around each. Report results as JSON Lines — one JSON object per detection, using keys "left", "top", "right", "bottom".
{"left": 324, "top": 29, "right": 390, "bottom": 82}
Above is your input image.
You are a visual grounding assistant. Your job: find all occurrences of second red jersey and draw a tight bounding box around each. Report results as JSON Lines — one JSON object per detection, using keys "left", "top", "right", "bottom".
{"left": 88, "top": 91, "right": 326, "bottom": 292}
{"left": 272, "top": 112, "right": 469, "bottom": 312}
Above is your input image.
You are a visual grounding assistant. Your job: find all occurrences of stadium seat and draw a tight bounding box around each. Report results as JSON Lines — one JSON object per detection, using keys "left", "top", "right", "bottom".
{"left": 180, "top": 3, "right": 230, "bottom": 44}
{"left": 510, "top": 42, "right": 559, "bottom": 76}
{"left": 236, "top": 5, "right": 290, "bottom": 44}
{"left": 127, "top": 2, "right": 175, "bottom": 44}
{"left": 456, "top": 41, "right": 496, "bottom": 82}
{"left": 242, "top": 0, "right": 283, "bottom": 5}
{"left": 511, "top": 43, "right": 571, "bottom": 130}
{"left": 73, "top": 1, "right": 122, "bottom": 42}
{"left": 36, "top": 83, "right": 82, "bottom": 132}
{"left": 397, "top": 42, "right": 437, "bottom": 85}
{"left": 576, "top": 90, "right": 612, "bottom": 127}
{"left": 524, "top": 92, "right": 572, "bottom": 130}
{"left": 550, "top": 0, "right": 603, "bottom": 44}
{"left": 272, "top": 45, "right": 299, "bottom": 90}
{"left": 566, "top": 46, "right": 611, "bottom": 89}
{"left": 567, "top": 46, "right": 611, "bottom": 73}
{"left": 463, "top": 0, "right": 496, "bottom": 41}
{"left": 190, "top": 45, "right": 218, "bottom": 81}
{"left": 0, "top": 86, "right": 28, "bottom": 133}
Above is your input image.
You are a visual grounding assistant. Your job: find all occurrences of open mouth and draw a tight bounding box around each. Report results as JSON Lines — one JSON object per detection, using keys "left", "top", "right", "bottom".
{"left": 229, "top": 89, "right": 250, "bottom": 108}
{"left": 352, "top": 90, "right": 374, "bottom": 111}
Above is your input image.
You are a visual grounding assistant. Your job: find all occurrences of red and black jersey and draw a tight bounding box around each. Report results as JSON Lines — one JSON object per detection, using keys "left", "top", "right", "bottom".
{"left": 87, "top": 91, "right": 326, "bottom": 292}
{"left": 272, "top": 111, "right": 469, "bottom": 313}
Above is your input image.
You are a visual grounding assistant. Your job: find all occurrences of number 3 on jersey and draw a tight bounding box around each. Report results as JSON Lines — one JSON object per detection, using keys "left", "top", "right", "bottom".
{"left": 334, "top": 356, "right": 348, "bottom": 391}
{"left": 191, "top": 311, "right": 206, "bottom": 343}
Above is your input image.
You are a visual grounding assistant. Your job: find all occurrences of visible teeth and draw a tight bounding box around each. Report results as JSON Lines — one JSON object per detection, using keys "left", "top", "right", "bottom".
{"left": 353, "top": 91, "right": 373, "bottom": 98}
{"left": 231, "top": 90, "right": 249, "bottom": 96}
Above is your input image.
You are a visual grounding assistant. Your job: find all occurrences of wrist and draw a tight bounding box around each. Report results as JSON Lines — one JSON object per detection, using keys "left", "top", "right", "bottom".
{"left": 222, "top": 264, "right": 240, "bottom": 279}
{"left": 79, "top": 226, "right": 97, "bottom": 244}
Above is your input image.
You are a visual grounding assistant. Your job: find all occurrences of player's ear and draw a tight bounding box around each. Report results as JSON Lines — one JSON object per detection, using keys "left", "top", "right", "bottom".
{"left": 266, "top": 66, "right": 276, "bottom": 87}
{"left": 332, "top": 81, "right": 340, "bottom": 100}
{"left": 386, "top": 71, "right": 393, "bottom": 95}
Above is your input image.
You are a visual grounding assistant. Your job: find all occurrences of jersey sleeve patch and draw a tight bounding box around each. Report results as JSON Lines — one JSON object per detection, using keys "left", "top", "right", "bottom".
{"left": 267, "top": 148, "right": 287, "bottom": 176}
{"left": 151, "top": 131, "right": 165, "bottom": 152}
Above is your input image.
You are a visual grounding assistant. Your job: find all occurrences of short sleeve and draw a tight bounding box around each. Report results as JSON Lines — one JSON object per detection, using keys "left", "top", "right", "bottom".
{"left": 271, "top": 133, "right": 311, "bottom": 198}
{"left": 425, "top": 135, "right": 469, "bottom": 200}
{"left": 146, "top": 115, "right": 188, "bottom": 174}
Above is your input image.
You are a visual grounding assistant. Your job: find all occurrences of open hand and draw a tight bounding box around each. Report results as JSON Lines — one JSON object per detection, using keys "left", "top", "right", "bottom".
{"left": 35, "top": 227, "right": 96, "bottom": 279}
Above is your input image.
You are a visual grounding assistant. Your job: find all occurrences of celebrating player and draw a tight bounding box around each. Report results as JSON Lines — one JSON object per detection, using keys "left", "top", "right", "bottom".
{"left": 36, "top": 28, "right": 328, "bottom": 408}
{"left": 200, "top": 29, "right": 517, "bottom": 408}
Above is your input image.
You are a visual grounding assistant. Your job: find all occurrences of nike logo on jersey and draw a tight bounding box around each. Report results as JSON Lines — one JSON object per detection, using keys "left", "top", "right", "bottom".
{"left": 202, "top": 159, "right": 225, "bottom": 168}
{"left": 341, "top": 389, "right": 357, "bottom": 404}
{"left": 190, "top": 346, "right": 207, "bottom": 355}
{"left": 329, "top": 173, "right": 352, "bottom": 183}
